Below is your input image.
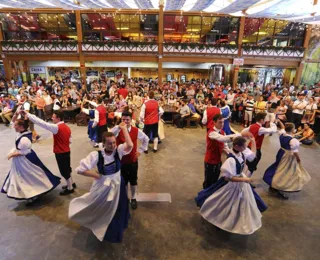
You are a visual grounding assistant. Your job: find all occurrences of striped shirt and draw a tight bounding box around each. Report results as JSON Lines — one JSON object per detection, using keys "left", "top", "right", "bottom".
{"left": 245, "top": 99, "right": 255, "bottom": 111}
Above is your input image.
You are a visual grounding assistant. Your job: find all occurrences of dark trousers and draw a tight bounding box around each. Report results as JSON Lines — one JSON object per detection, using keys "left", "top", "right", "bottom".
{"left": 292, "top": 113, "right": 303, "bottom": 130}
{"left": 97, "top": 124, "right": 108, "bottom": 143}
{"left": 246, "top": 149, "right": 262, "bottom": 174}
{"left": 37, "top": 109, "right": 44, "bottom": 120}
{"left": 173, "top": 114, "right": 187, "bottom": 128}
{"left": 121, "top": 161, "right": 138, "bottom": 186}
{"left": 203, "top": 162, "right": 222, "bottom": 189}
{"left": 143, "top": 123, "right": 159, "bottom": 139}
{"left": 55, "top": 152, "right": 72, "bottom": 180}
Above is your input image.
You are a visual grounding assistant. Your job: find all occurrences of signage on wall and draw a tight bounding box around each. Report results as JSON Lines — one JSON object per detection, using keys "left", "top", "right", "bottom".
{"left": 180, "top": 75, "right": 186, "bottom": 82}
{"left": 106, "top": 71, "right": 115, "bottom": 77}
{"left": 166, "top": 74, "right": 173, "bottom": 82}
{"left": 30, "top": 66, "right": 46, "bottom": 74}
{"left": 86, "top": 70, "right": 99, "bottom": 77}
{"left": 233, "top": 58, "right": 244, "bottom": 66}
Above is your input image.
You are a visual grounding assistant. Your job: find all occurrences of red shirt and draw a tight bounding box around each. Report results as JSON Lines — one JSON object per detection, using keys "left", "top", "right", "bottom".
{"left": 144, "top": 100, "right": 159, "bottom": 125}
{"left": 118, "top": 88, "right": 128, "bottom": 99}
{"left": 249, "top": 123, "right": 264, "bottom": 149}
{"left": 206, "top": 106, "right": 220, "bottom": 130}
{"left": 116, "top": 127, "right": 138, "bottom": 164}
{"left": 96, "top": 105, "right": 107, "bottom": 126}
{"left": 205, "top": 128, "right": 225, "bottom": 164}
{"left": 53, "top": 123, "right": 71, "bottom": 154}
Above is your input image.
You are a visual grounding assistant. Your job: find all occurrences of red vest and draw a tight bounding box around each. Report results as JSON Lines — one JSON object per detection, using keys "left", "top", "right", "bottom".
{"left": 204, "top": 129, "right": 225, "bottom": 164}
{"left": 206, "top": 106, "right": 220, "bottom": 129}
{"left": 116, "top": 126, "right": 138, "bottom": 164}
{"left": 96, "top": 105, "right": 107, "bottom": 126}
{"left": 249, "top": 123, "right": 264, "bottom": 149}
{"left": 53, "top": 123, "right": 71, "bottom": 154}
{"left": 144, "top": 100, "right": 159, "bottom": 125}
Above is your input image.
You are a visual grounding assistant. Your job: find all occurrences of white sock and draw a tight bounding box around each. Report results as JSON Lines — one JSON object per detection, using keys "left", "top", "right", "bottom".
{"left": 131, "top": 185, "right": 137, "bottom": 200}
{"left": 153, "top": 137, "right": 158, "bottom": 150}
{"left": 66, "top": 178, "right": 73, "bottom": 190}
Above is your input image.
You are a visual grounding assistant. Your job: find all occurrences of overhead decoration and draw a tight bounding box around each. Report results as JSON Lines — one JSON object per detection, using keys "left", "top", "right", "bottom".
{"left": 0, "top": 0, "right": 319, "bottom": 24}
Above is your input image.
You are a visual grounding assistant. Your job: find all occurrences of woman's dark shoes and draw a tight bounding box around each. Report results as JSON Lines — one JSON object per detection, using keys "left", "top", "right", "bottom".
{"left": 277, "top": 191, "right": 289, "bottom": 200}
{"left": 59, "top": 189, "right": 74, "bottom": 196}
{"left": 62, "top": 183, "right": 77, "bottom": 190}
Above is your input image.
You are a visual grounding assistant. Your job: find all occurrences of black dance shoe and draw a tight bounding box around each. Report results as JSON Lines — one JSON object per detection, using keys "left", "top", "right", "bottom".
{"left": 277, "top": 191, "right": 289, "bottom": 200}
{"left": 144, "top": 150, "right": 148, "bottom": 154}
{"left": 62, "top": 183, "right": 77, "bottom": 190}
{"left": 59, "top": 189, "right": 74, "bottom": 196}
{"left": 131, "top": 199, "right": 138, "bottom": 210}
{"left": 153, "top": 149, "right": 157, "bottom": 153}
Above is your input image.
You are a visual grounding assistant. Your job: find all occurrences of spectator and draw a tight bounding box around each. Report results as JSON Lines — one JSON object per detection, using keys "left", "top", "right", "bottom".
{"left": 173, "top": 99, "right": 190, "bottom": 128}
{"left": 295, "top": 123, "right": 314, "bottom": 145}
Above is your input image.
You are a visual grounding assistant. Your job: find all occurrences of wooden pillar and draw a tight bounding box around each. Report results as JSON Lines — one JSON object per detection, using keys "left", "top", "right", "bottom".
{"left": 232, "top": 66, "right": 239, "bottom": 89}
{"left": 237, "top": 17, "right": 245, "bottom": 56}
{"left": 303, "top": 25, "right": 312, "bottom": 48}
{"left": 294, "top": 62, "right": 304, "bottom": 86}
{"left": 158, "top": 1, "right": 164, "bottom": 86}
{"left": 75, "top": 10, "right": 86, "bottom": 84}
{"left": 0, "top": 25, "right": 12, "bottom": 81}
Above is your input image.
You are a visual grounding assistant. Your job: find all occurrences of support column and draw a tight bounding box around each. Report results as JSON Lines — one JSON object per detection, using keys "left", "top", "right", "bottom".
{"left": 294, "top": 62, "right": 304, "bottom": 86}
{"left": 237, "top": 17, "right": 245, "bottom": 56}
{"left": 128, "top": 67, "right": 131, "bottom": 79}
{"left": 75, "top": 10, "right": 86, "bottom": 84}
{"left": 232, "top": 66, "right": 239, "bottom": 89}
{"left": 158, "top": 1, "right": 164, "bottom": 86}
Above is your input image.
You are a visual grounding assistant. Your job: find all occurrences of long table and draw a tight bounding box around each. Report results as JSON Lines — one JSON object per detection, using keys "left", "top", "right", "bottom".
{"left": 61, "top": 104, "right": 81, "bottom": 124}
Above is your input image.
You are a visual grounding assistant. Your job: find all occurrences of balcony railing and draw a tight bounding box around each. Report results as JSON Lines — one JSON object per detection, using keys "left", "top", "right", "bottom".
{"left": 1, "top": 41, "right": 78, "bottom": 52}
{"left": 163, "top": 43, "right": 238, "bottom": 56}
{"left": 82, "top": 41, "right": 158, "bottom": 53}
{"left": 241, "top": 45, "right": 305, "bottom": 58}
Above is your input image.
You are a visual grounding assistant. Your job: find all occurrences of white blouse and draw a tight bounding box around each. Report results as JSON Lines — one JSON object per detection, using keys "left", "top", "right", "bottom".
{"left": 75, "top": 144, "right": 131, "bottom": 173}
{"left": 220, "top": 148, "right": 255, "bottom": 179}
{"left": 278, "top": 129, "right": 300, "bottom": 153}
{"left": 15, "top": 132, "right": 32, "bottom": 155}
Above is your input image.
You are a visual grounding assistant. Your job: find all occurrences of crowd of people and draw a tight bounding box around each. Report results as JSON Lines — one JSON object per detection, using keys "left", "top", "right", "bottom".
{"left": 1, "top": 78, "right": 319, "bottom": 143}
{"left": 0, "top": 75, "right": 318, "bottom": 242}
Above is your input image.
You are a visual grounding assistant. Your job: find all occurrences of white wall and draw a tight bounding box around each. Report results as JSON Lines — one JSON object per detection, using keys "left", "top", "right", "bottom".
{"left": 28, "top": 61, "right": 80, "bottom": 67}
{"left": 29, "top": 61, "right": 215, "bottom": 70}
{"left": 85, "top": 61, "right": 214, "bottom": 69}
{"left": 85, "top": 61, "right": 158, "bottom": 68}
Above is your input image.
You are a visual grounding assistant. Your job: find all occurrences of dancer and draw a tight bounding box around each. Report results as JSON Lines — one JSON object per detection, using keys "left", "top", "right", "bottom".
{"left": 81, "top": 101, "right": 98, "bottom": 146}
{"left": 196, "top": 136, "right": 268, "bottom": 235}
{"left": 202, "top": 98, "right": 220, "bottom": 131}
{"left": 92, "top": 97, "right": 108, "bottom": 148}
{"left": 21, "top": 110, "right": 75, "bottom": 195}
{"left": 69, "top": 123, "right": 133, "bottom": 243}
{"left": 263, "top": 123, "right": 311, "bottom": 199}
{"left": 111, "top": 111, "right": 149, "bottom": 209}
{"left": 2, "top": 118, "right": 60, "bottom": 203}
{"left": 203, "top": 114, "right": 252, "bottom": 189}
{"left": 219, "top": 100, "right": 233, "bottom": 135}
{"left": 140, "top": 91, "right": 164, "bottom": 153}
{"left": 242, "top": 112, "right": 278, "bottom": 176}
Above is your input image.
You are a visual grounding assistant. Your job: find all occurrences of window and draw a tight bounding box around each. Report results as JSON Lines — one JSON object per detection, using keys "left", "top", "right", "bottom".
{"left": 0, "top": 13, "right": 77, "bottom": 41}
{"left": 81, "top": 13, "right": 158, "bottom": 42}
{"left": 164, "top": 15, "right": 239, "bottom": 44}
{"left": 243, "top": 18, "right": 306, "bottom": 47}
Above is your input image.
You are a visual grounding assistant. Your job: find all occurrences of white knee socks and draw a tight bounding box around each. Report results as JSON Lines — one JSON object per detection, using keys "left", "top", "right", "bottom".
{"left": 131, "top": 185, "right": 137, "bottom": 200}
{"left": 153, "top": 137, "right": 158, "bottom": 150}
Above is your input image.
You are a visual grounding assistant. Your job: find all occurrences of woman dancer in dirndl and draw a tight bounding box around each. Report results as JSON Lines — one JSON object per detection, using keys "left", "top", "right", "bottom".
{"left": 2, "top": 118, "right": 60, "bottom": 203}
{"left": 69, "top": 122, "right": 133, "bottom": 242}
{"left": 263, "top": 122, "right": 311, "bottom": 200}
{"left": 195, "top": 136, "right": 268, "bottom": 235}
